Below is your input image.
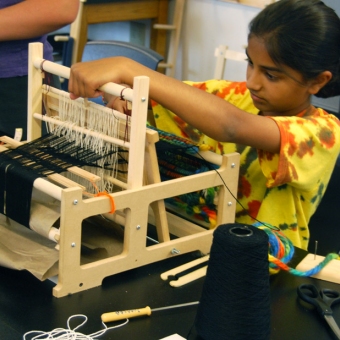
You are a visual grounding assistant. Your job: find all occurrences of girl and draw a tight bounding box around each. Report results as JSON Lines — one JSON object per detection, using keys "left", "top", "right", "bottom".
{"left": 69, "top": 0, "right": 340, "bottom": 250}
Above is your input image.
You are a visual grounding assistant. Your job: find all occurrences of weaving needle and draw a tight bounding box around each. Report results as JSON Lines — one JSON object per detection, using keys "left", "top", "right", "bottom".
{"left": 315, "top": 240, "right": 318, "bottom": 260}
{"left": 101, "top": 301, "right": 199, "bottom": 322}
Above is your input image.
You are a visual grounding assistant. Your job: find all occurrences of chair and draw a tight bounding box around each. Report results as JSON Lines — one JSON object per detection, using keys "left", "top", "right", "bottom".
{"left": 53, "top": 35, "right": 74, "bottom": 91}
{"left": 54, "top": 35, "right": 74, "bottom": 68}
{"left": 154, "top": 0, "right": 186, "bottom": 77}
{"left": 214, "top": 44, "right": 247, "bottom": 80}
{"left": 308, "top": 155, "right": 340, "bottom": 256}
{"left": 81, "top": 40, "right": 164, "bottom": 69}
{"left": 68, "top": 0, "right": 169, "bottom": 64}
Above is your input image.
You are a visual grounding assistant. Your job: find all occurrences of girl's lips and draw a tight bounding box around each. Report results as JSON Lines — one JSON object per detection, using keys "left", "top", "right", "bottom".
{"left": 250, "top": 92, "right": 265, "bottom": 103}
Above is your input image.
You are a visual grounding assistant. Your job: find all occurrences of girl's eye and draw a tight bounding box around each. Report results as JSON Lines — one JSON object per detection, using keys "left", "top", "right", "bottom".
{"left": 266, "top": 72, "right": 277, "bottom": 81}
{"left": 245, "top": 58, "right": 253, "bottom": 66}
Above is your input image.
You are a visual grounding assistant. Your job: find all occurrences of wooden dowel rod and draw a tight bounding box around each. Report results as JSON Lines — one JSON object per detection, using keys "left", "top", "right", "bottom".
{"left": 34, "top": 58, "right": 134, "bottom": 101}
{"left": 33, "top": 178, "right": 63, "bottom": 201}
{"left": 153, "top": 24, "right": 176, "bottom": 30}
{"left": 104, "top": 175, "right": 128, "bottom": 189}
{"left": 42, "top": 86, "right": 128, "bottom": 121}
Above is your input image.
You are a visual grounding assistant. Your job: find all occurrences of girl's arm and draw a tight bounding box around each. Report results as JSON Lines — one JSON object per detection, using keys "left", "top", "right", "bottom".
{"left": 0, "top": 0, "right": 79, "bottom": 41}
{"left": 69, "top": 57, "right": 281, "bottom": 153}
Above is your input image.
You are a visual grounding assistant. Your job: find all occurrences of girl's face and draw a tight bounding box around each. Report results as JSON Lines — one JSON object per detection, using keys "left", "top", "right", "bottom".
{"left": 246, "top": 36, "right": 315, "bottom": 116}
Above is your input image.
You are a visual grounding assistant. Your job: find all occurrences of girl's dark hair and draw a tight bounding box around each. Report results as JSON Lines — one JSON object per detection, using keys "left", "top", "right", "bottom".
{"left": 248, "top": 0, "right": 340, "bottom": 98}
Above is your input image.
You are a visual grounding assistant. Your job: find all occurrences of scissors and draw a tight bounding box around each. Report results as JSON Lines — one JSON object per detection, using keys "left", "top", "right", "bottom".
{"left": 297, "top": 284, "right": 340, "bottom": 339}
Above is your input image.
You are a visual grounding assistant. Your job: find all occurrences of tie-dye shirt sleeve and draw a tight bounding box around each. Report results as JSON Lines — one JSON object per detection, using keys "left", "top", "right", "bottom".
{"left": 152, "top": 80, "right": 258, "bottom": 146}
{"left": 261, "top": 110, "right": 340, "bottom": 189}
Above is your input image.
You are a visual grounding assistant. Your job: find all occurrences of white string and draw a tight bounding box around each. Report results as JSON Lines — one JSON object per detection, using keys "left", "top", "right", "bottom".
{"left": 23, "top": 314, "right": 129, "bottom": 340}
{"left": 55, "top": 92, "right": 124, "bottom": 193}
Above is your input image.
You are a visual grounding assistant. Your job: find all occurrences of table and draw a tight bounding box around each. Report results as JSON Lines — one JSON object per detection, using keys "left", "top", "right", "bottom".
{"left": 1, "top": 248, "right": 340, "bottom": 340}
{"left": 70, "top": 0, "right": 169, "bottom": 63}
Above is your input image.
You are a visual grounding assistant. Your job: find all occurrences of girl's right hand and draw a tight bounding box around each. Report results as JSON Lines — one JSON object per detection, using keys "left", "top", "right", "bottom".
{"left": 68, "top": 57, "right": 131, "bottom": 100}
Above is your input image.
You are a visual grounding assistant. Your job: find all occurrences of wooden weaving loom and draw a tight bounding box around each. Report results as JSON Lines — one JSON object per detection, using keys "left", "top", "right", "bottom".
{"left": 0, "top": 42, "right": 240, "bottom": 298}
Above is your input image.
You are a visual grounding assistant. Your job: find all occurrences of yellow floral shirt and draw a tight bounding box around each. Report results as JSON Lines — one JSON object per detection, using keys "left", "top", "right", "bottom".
{"left": 152, "top": 80, "right": 340, "bottom": 250}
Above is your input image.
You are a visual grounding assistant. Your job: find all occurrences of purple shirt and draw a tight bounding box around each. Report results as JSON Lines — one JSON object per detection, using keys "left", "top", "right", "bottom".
{"left": 0, "top": 0, "right": 54, "bottom": 78}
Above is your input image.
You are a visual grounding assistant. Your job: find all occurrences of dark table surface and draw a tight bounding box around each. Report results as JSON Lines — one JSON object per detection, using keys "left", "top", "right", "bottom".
{"left": 0, "top": 248, "right": 340, "bottom": 340}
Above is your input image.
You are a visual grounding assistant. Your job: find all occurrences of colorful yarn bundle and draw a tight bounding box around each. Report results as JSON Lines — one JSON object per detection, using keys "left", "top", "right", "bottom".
{"left": 165, "top": 188, "right": 218, "bottom": 228}
{"left": 150, "top": 125, "right": 219, "bottom": 228}
{"left": 252, "top": 222, "right": 339, "bottom": 276}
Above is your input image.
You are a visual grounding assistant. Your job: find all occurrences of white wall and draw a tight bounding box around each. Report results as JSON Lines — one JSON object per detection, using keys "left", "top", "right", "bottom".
{"left": 323, "top": 0, "right": 340, "bottom": 15}
{"left": 175, "top": 0, "right": 260, "bottom": 81}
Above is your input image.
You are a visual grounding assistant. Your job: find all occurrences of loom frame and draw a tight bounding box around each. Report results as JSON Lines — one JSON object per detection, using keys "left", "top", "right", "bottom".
{"left": 4, "top": 42, "right": 240, "bottom": 297}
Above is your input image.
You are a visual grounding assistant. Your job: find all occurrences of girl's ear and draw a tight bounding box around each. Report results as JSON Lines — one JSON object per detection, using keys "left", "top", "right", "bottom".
{"left": 308, "top": 71, "right": 332, "bottom": 94}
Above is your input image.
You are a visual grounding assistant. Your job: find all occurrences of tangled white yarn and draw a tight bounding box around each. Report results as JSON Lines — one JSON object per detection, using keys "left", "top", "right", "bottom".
{"left": 23, "top": 314, "right": 129, "bottom": 340}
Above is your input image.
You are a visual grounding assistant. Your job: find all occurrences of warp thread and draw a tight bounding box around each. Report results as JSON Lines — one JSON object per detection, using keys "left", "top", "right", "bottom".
{"left": 195, "top": 223, "right": 271, "bottom": 340}
{"left": 0, "top": 133, "right": 125, "bottom": 227}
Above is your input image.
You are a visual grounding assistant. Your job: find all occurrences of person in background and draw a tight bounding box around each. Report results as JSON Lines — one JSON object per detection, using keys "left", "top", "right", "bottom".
{"left": 0, "top": 0, "right": 79, "bottom": 140}
{"left": 68, "top": 0, "right": 340, "bottom": 250}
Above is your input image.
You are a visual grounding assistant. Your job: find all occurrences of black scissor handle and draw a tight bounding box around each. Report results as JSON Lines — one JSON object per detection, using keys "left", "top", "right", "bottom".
{"left": 298, "top": 284, "right": 319, "bottom": 303}
{"left": 297, "top": 284, "right": 333, "bottom": 316}
{"left": 321, "top": 289, "right": 340, "bottom": 308}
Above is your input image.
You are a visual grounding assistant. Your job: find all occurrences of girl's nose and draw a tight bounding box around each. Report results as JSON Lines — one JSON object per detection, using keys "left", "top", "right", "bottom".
{"left": 246, "top": 66, "right": 261, "bottom": 91}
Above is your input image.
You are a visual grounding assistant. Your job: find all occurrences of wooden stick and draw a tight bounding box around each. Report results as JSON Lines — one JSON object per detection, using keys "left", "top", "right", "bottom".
{"left": 0, "top": 135, "right": 23, "bottom": 148}
{"left": 33, "top": 58, "right": 134, "bottom": 101}
{"left": 160, "top": 255, "right": 209, "bottom": 280}
{"left": 67, "top": 167, "right": 100, "bottom": 183}
{"left": 169, "top": 266, "right": 207, "bottom": 287}
{"left": 48, "top": 173, "right": 86, "bottom": 191}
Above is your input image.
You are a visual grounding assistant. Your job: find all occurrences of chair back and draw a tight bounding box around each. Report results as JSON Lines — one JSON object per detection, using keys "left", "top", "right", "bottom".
{"left": 61, "top": 37, "right": 74, "bottom": 68}
{"left": 82, "top": 40, "right": 164, "bottom": 70}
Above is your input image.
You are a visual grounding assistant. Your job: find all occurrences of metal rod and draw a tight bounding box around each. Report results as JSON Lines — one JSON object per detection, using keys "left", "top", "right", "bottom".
{"left": 152, "top": 301, "right": 199, "bottom": 312}
{"left": 314, "top": 240, "right": 318, "bottom": 260}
